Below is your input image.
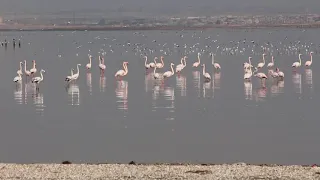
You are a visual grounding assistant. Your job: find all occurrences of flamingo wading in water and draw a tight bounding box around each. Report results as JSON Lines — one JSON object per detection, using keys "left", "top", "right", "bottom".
{"left": 32, "top": 69, "right": 45, "bottom": 89}
{"left": 17, "top": 62, "right": 23, "bottom": 76}
{"left": 211, "top": 53, "right": 221, "bottom": 70}
{"left": 305, "top": 52, "right": 313, "bottom": 67}
{"left": 24, "top": 60, "right": 31, "bottom": 77}
{"left": 193, "top": 53, "right": 201, "bottom": 67}
{"left": 201, "top": 64, "right": 211, "bottom": 82}
{"left": 99, "top": 56, "right": 106, "bottom": 74}
{"left": 292, "top": 54, "right": 302, "bottom": 68}
{"left": 115, "top": 61, "right": 129, "bottom": 80}
{"left": 30, "top": 60, "right": 37, "bottom": 76}
{"left": 257, "top": 53, "right": 266, "bottom": 69}
{"left": 86, "top": 54, "right": 92, "bottom": 70}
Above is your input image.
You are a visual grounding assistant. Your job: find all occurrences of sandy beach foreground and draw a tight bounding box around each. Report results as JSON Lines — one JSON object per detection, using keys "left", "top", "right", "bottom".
{"left": 0, "top": 163, "right": 319, "bottom": 180}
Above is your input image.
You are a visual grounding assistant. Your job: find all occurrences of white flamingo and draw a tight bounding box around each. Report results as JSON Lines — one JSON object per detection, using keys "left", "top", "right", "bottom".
{"left": 30, "top": 60, "right": 37, "bottom": 75}
{"left": 244, "top": 58, "right": 253, "bottom": 80}
{"left": 201, "top": 64, "right": 211, "bottom": 81}
{"left": 267, "top": 56, "right": 275, "bottom": 68}
{"left": 211, "top": 53, "right": 221, "bottom": 70}
{"left": 163, "top": 63, "right": 175, "bottom": 78}
{"left": 268, "top": 69, "right": 279, "bottom": 78}
{"left": 254, "top": 68, "right": 268, "bottom": 80}
{"left": 24, "top": 60, "right": 31, "bottom": 77}
{"left": 71, "top": 64, "right": 81, "bottom": 81}
{"left": 99, "top": 56, "right": 106, "bottom": 74}
{"left": 32, "top": 69, "right": 45, "bottom": 89}
{"left": 65, "top": 68, "right": 75, "bottom": 82}
{"left": 149, "top": 57, "right": 156, "bottom": 68}
{"left": 115, "top": 61, "right": 129, "bottom": 80}
{"left": 292, "top": 54, "right": 302, "bottom": 68}
{"left": 153, "top": 66, "right": 161, "bottom": 80}
{"left": 17, "top": 62, "right": 23, "bottom": 76}
{"left": 155, "top": 56, "right": 164, "bottom": 69}
{"left": 244, "top": 57, "right": 253, "bottom": 70}
{"left": 257, "top": 53, "right": 266, "bottom": 69}
{"left": 276, "top": 68, "right": 284, "bottom": 79}
{"left": 193, "top": 53, "right": 201, "bottom": 67}
{"left": 86, "top": 54, "right": 92, "bottom": 70}
{"left": 305, "top": 52, "right": 313, "bottom": 67}
{"left": 144, "top": 56, "right": 151, "bottom": 70}
{"left": 13, "top": 73, "right": 22, "bottom": 83}
{"left": 175, "top": 57, "right": 186, "bottom": 73}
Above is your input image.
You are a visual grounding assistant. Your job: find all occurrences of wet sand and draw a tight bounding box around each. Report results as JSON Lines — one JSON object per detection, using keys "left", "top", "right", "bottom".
{"left": 0, "top": 163, "right": 319, "bottom": 179}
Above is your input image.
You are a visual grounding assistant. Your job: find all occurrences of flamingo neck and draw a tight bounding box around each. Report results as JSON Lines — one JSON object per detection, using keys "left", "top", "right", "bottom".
{"left": 71, "top": 69, "right": 73, "bottom": 76}
{"left": 212, "top": 54, "right": 214, "bottom": 64}
{"left": 40, "top": 71, "right": 43, "bottom": 80}
{"left": 154, "top": 58, "right": 157, "bottom": 64}
{"left": 299, "top": 55, "right": 302, "bottom": 64}
{"left": 202, "top": 65, "right": 205, "bottom": 75}
{"left": 272, "top": 57, "right": 274, "bottom": 63}
{"left": 33, "top": 61, "right": 36, "bottom": 69}
{"left": 124, "top": 64, "right": 128, "bottom": 74}
{"left": 89, "top": 57, "right": 92, "bottom": 64}
{"left": 145, "top": 57, "right": 148, "bottom": 66}
{"left": 180, "top": 58, "right": 183, "bottom": 65}
{"left": 262, "top": 55, "right": 265, "bottom": 63}
{"left": 160, "top": 57, "right": 164, "bottom": 65}
{"left": 198, "top": 54, "right": 200, "bottom": 63}
{"left": 310, "top": 54, "right": 313, "bottom": 63}
{"left": 19, "top": 63, "right": 22, "bottom": 70}
{"left": 76, "top": 65, "right": 80, "bottom": 75}
{"left": 170, "top": 64, "right": 174, "bottom": 74}
{"left": 183, "top": 58, "right": 186, "bottom": 66}
{"left": 24, "top": 62, "right": 27, "bottom": 71}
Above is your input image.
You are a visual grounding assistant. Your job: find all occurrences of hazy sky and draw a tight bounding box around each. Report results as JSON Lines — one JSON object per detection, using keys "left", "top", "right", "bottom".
{"left": 1, "top": 0, "right": 319, "bottom": 15}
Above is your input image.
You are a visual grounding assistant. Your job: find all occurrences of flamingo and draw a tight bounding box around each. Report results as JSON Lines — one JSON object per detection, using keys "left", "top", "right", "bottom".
{"left": 24, "top": 60, "right": 31, "bottom": 77}
{"left": 175, "top": 57, "right": 185, "bottom": 73}
{"left": 149, "top": 57, "right": 156, "bottom": 68}
{"left": 13, "top": 73, "right": 22, "bottom": 83}
{"left": 257, "top": 53, "right": 266, "bottom": 69}
{"left": 155, "top": 56, "right": 164, "bottom": 69}
{"left": 244, "top": 58, "right": 253, "bottom": 80}
{"left": 244, "top": 57, "right": 253, "bottom": 70}
{"left": 292, "top": 54, "right": 302, "bottom": 68}
{"left": 144, "top": 56, "right": 151, "bottom": 70}
{"left": 31, "top": 69, "right": 45, "bottom": 89}
{"left": 201, "top": 64, "right": 211, "bottom": 81}
{"left": 193, "top": 52, "right": 201, "bottom": 67}
{"left": 71, "top": 64, "right": 81, "bottom": 81}
{"left": 268, "top": 69, "right": 279, "bottom": 78}
{"left": 115, "top": 61, "right": 129, "bottom": 80}
{"left": 305, "top": 52, "right": 313, "bottom": 67}
{"left": 99, "top": 56, "right": 106, "bottom": 74}
{"left": 211, "top": 53, "right": 221, "bottom": 70}
{"left": 17, "top": 62, "right": 23, "bottom": 76}
{"left": 153, "top": 66, "right": 161, "bottom": 80}
{"left": 30, "top": 60, "right": 37, "bottom": 76}
{"left": 86, "top": 54, "right": 92, "bottom": 70}
{"left": 267, "top": 56, "right": 275, "bottom": 68}
{"left": 276, "top": 68, "right": 284, "bottom": 79}
{"left": 65, "top": 68, "right": 75, "bottom": 82}
{"left": 254, "top": 68, "right": 268, "bottom": 80}
{"left": 163, "top": 63, "right": 175, "bottom": 79}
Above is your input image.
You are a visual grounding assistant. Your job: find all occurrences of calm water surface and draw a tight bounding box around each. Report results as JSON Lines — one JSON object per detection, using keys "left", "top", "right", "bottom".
{"left": 0, "top": 29, "right": 320, "bottom": 164}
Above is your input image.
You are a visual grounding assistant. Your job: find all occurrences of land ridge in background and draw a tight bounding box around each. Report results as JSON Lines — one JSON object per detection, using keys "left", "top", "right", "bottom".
{"left": 1, "top": 13, "right": 320, "bottom": 31}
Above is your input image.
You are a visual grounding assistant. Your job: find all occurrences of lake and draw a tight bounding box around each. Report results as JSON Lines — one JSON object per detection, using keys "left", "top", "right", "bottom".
{"left": 0, "top": 28, "right": 319, "bottom": 164}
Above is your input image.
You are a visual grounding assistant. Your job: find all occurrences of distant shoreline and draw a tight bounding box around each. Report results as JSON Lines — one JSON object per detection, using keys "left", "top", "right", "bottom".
{"left": 0, "top": 23, "right": 320, "bottom": 31}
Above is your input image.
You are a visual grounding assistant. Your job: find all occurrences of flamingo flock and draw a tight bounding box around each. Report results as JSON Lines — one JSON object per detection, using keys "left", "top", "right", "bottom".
{"left": 13, "top": 50, "right": 314, "bottom": 91}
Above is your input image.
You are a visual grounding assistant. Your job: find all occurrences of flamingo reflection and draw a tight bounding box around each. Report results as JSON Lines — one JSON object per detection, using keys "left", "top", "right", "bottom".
{"left": 192, "top": 71, "right": 200, "bottom": 97}
{"left": 14, "top": 82, "right": 23, "bottom": 105}
{"left": 292, "top": 72, "right": 302, "bottom": 94}
{"left": 66, "top": 83, "right": 80, "bottom": 106}
{"left": 115, "top": 80, "right": 128, "bottom": 110}
{"left": 86, "top": 73, "right": 92, "bottom": 95}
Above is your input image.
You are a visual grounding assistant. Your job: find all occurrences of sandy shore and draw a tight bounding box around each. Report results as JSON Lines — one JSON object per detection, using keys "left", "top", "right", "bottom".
{"left": 0, "top": 163, "right": 319, "bottom": 179}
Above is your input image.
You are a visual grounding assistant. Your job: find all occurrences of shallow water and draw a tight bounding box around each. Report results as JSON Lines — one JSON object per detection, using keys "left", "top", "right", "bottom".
{"left": 0, "top": 29, "right": 320, "bottom": 164}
